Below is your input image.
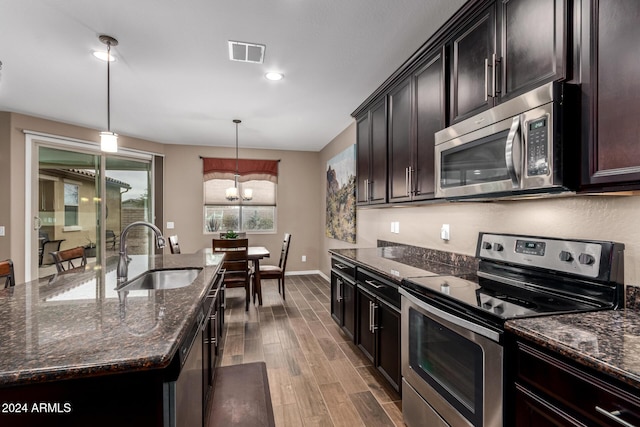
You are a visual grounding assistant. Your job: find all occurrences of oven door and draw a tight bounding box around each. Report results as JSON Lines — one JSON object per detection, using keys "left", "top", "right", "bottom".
{"left": 400, "top": 288, "right": 503, "bottom": 427}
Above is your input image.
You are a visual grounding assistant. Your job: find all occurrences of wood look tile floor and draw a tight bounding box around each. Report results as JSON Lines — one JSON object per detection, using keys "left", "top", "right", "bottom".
{"left": 216, "top": 274, "right": 403, "bottom": 427}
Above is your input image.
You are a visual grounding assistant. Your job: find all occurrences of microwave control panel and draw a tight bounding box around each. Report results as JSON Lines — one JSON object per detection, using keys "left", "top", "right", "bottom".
{"left": 526, "top": 116, "right": 549, "bottom": 176}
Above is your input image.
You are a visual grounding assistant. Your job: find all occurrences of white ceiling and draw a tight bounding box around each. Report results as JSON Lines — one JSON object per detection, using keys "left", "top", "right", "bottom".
{"left": 0, "top": 0, "right": 465, "bottom": 151}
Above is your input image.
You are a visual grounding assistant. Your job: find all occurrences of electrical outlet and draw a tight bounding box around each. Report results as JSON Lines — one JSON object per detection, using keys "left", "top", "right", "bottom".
{"left": 440, "top": 224, "right": 450, "bottom": 241}
{"left": 301, "top": 255, "right": 307, "bottom": 262}
{"left": 0, "top": 226, "right": 4, "bottom": 236}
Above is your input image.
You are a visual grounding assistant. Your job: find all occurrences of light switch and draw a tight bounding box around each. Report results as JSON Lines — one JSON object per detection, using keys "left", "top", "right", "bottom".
{"left": 166, "top": 222, "right": 175, "bottom": 229}
{"left": 0, "top": 226, "right": 4, "bottom": 236}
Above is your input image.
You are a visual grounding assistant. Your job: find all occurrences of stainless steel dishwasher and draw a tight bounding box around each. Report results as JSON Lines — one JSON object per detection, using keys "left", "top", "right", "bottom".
{"left": 163, "top": 307, "right": 206, "bottom": 427}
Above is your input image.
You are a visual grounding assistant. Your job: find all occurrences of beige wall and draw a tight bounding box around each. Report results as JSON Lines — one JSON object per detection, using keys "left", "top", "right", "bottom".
{"left": 0, "top": 113, "right": 11, "bottom": 262}
{"left": 320, "top": 122, "right": 640, "bottom": 288}
{"left": 162, "top": 144, "right": 321, "bottom": 272}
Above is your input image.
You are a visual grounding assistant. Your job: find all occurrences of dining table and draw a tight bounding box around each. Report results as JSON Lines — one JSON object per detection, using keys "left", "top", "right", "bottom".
{"left": 201, "top": 246, "right": 270, "bottom": 306}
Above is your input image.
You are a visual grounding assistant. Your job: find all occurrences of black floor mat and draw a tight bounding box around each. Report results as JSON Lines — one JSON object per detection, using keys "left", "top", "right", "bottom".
{"left": 208, "top": 362, "right": 275, "bottom": 427}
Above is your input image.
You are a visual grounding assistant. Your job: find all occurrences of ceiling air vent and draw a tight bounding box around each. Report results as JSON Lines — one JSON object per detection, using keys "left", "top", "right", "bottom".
{"left": 228, "top": 41, "right": 265, "bottom": 64}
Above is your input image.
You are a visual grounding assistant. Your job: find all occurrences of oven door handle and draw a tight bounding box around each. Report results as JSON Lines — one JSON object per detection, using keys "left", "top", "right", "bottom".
{"left": 399, "top": 288, "right": 501, "bottom": 343}
{"left": 505, "top": 115, "right": 521, "bottom": 189}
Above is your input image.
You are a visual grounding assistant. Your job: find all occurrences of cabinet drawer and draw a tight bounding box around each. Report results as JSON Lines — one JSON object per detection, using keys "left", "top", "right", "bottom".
{"left": 516, "top": 342, "right": 640, "bottom": 427}
{"left": 356, "top": 268, "right": 400, "bottom": 309}
{"left": 331, "top": 257, "right": 356, "bottom": 280}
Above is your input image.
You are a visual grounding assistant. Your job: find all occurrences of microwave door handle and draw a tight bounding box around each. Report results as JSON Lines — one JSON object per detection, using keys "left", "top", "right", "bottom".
{"left": 505, "top": 116, "right": 521, "bottom": 188}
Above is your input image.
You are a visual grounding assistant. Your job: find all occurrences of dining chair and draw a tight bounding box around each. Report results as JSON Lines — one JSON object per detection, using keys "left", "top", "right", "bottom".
{"left": 38, "top": 231, "right": 64, "bottom": 266}
{"left": 50, "top": 246, "right": 87, "bottom": 273}
{"left": 168, "top": 235, "right": 181, "bottom": 254}
{"left": 0, "top": 259, "right": 15, "bottom": 288}
{"left": 253, "top": 233, "right": 291, "bottom": 302}
{"left": 212, "top": 238, "right": 250, "bottom": 311}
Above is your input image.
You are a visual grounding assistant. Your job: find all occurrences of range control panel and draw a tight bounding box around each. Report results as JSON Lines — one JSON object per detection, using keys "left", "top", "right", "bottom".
{"left": 477, "top": 233, "right": 604, "bottom": 278}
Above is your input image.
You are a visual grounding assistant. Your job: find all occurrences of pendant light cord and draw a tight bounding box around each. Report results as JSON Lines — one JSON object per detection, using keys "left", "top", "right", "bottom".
{"left": 107, "top": 42, "right": 111, "bottom": 133}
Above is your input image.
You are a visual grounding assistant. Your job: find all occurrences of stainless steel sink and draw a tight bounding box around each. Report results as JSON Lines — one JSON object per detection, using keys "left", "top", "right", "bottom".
{"left": 117, "top": 268, "right": 202, "bottom": 291}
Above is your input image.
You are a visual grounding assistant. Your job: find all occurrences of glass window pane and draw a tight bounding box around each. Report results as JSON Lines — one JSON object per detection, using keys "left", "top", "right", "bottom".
{"left": 205, "top": 206, "right": 239, "bottom": 232}
{"left": 64, "top": 183, "right": 79, "bottom": 206}
{"left": 241, "top": 206, "right": 275, "bottom": 231}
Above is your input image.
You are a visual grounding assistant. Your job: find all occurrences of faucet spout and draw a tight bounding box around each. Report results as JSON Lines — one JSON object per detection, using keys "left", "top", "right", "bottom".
{"left": 117, "top": 221, "right": 166, "bottom": 284}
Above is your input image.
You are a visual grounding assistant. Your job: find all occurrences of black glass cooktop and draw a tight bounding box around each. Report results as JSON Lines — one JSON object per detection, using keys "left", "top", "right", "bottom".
{"left": 402, "top": 273, "right": 602, "bottom": 321}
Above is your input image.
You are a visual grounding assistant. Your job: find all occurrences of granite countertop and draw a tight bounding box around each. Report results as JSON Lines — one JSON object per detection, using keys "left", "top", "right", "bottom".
{"left": 506, "top": 310, "right": 640, "bottom": 390}
{"left": 0, "top": 252, "right": 224, "bottom": 387}
{"left": 329, "top": 246, "right": 474, "bottom": 283}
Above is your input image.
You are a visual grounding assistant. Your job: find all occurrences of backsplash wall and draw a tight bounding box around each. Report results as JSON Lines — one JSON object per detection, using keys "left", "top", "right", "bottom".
{"left": 319, "top": 123, "right": 640, "bottom": 297}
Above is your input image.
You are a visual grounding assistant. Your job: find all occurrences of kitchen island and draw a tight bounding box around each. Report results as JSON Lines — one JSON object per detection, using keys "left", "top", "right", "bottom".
{"left": 0, "top": 252, "right": 224, "bottom": 427}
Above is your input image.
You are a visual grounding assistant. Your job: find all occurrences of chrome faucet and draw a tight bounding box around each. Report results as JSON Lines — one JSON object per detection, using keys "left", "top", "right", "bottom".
{"left": 117, "top": 221, "right": 166, "bottom": 283}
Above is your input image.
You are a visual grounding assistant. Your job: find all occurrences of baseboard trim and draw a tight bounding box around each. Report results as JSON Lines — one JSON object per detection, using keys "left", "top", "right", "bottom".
{"left": 286, "top": 270, "right": 329, "bottom": 282}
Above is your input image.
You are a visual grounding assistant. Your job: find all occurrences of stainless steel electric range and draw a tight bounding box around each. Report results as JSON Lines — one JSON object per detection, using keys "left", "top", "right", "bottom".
{"left": 399, "top": 232, "right": 625, "bottom": 427}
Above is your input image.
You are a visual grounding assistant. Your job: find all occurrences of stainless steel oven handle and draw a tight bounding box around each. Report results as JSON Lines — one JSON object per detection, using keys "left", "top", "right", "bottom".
{"left": 595, "top": 407, "right": 637, "bottom": 427}
{"left": 399, "top": 288, "right": 501, "bottom": 342}
{"left": 505, "top": 115, "right": 521, "bottom": 188}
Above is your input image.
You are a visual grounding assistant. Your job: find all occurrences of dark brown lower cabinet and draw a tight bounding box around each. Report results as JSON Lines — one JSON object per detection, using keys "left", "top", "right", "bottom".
{"left": 511, "top": 339, "right": 640, "bottom": 426}
{"left": 355, "top": 276, "right": 401, "bottom": 392}
{"left": 331, "top": 270, "right": 356, "bottom": 340}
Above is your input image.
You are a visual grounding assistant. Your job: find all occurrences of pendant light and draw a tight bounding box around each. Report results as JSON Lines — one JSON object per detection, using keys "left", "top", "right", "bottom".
{"left": 98, "top": 35, "right": 118, "bottom": 153}
{"left": 225, "top": 119, "right": 253, "bottom": 201}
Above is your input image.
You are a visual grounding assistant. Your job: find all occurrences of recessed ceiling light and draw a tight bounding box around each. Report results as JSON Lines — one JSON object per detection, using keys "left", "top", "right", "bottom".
{"left": 265, "top": 72, "right": 284, "bottom": 81}
{"left": 92, "top": 51, "right": 116, "bottom": 62}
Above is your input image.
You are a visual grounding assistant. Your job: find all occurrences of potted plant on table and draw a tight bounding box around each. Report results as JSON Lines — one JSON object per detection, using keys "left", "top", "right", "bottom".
{"left": 224, "top": 230, "right": 239, "bottom": 239}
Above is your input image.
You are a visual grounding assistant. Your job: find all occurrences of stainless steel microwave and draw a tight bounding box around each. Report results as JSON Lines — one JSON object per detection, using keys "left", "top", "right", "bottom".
{"left": 435, "top": 82, "right": 578, "bottom": 199}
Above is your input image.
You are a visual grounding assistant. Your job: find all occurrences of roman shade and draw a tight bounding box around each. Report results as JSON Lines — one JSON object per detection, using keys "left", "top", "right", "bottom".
{"left": 202, "top": 158, "right": 278, "bottom": 183}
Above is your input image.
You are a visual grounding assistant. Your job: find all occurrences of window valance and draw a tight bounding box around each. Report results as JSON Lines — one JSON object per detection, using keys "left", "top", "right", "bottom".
{"left": 202, "top": 158, "right": 278, "bottom": 183}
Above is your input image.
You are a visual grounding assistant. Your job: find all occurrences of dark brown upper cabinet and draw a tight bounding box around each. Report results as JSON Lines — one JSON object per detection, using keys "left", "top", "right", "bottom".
{"left": 580, "top": 0, "right": 640, "bottom": 190}
{"left": 449, "top": 0, "right": 569, "bottom": 124}
{"left": 356, "top": 100, "right": 387, "bottom": 205}
{"left": 388, "top": 78, "right": 413, "bottom": 203}
{"left": 500, "top": 0, "right": 568, "bottom": 101}
{"left": 388, "top": 49, "right": 446, "bottom": 203}
{"left": 413, "top": 50, "right": 447, "bottom": 201}
{"left": 449, "top": 3, "right": 497, "bottom": 123}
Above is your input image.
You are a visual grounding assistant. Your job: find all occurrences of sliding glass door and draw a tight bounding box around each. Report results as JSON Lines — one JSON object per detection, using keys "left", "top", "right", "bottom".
{"left": 31, "top": 138, "right": 154, "bottom": 280}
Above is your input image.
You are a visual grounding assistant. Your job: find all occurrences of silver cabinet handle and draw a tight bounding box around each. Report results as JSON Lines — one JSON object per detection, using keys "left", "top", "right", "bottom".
{"left": 365, "top": 179, "right": 370, "bottom": 202}
{"left": 505, "top": 116, "right": 521, "bottom": 188}
{"left": 365, "top": 279, "right": 384, "bottom": 289}
{"left": 372, "top": 302, "right": 378, "bottom": 331}
{"left": 595, "top": 407, "right": 637, "bottom": 427}
{"left": 491, "top": 53, "right": 499, "bottom": 97}
{"left": 335, "top": 263, "right": 348, "bottom": 270}
{"left": 408, "top": 167, "right": 414, "bottom": 195}
{"left": 336, "top": 277, "right": 343, "bottom": 302}
{"left": 484, "top": 58, "right": 490, "bottom": 102}
{"left": 369, "top": 301, "right": 374, "bottom": 333}
{"left": 405, "top": 167, "right": 410, "bottom": 196}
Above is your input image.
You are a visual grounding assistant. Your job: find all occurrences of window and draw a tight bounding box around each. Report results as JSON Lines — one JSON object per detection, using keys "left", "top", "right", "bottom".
{"left": 204, "top": 179, "right": 276, "bottom": 233}
{"left": 63, "top": 183, "right": 79, "bottom": 227}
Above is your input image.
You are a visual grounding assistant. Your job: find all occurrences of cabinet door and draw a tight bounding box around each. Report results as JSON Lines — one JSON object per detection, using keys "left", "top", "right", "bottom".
{"left": 356, "top": 287, "right": 375, "bottom": 363}
{"left": 500, "top": 0, "right": 567, "bottom": 101}
{"left": 342, "top": 279, "right": 356, "bottom": 340}
{"left": 330, "top": 272, "right": 344, "bottom": 326}
{"left": 376, "top": 299, "right": 401, "bottom": 391}
{"left": 450, "top": 4, "right": 496, "bottom": 123}
{"left": 413, "top": 49, "right": 445, "bottom": 201}
{"left": 369, "top": 100, "right": 388, "bottom": 204}
{"left": 388, "top": 78, "right": 413, "bottom": 203}
{"left": 582, "top": 0, "right": 640, "bottom": 188}
{"left": 356, "top": 114, "right": 371, "bottom": 204}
